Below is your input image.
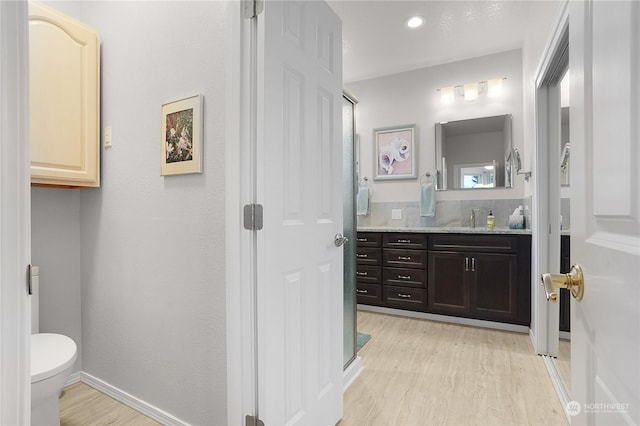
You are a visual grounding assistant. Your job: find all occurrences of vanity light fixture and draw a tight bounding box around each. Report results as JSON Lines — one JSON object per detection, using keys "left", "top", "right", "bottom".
{"left": 437, "top": 77, "right": 506, "bottom": 104}
{"left": 407, "top": 16, "right": 424, "bottom": 28}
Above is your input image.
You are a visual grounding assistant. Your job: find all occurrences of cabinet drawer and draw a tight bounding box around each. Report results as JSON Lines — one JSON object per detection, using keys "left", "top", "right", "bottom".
{"left": 356, "top": 232, "right": 382, "bottom": 247}
{"left": 356, "top": 283, "right": 382, "bottom": 305}
{"left": 384, "top": 286, "right": 427, "bottom": 311}
{"left": 383, "top": 267, "right": 427, "bottom": 288}
{"left": 383, "top": 233, "right": 427, "bottom": 249}
{"left": 356, "top": 265, "right": 382, "bottom": 284}
{"left": 383, "top": 249, "right": 427, "bottom": 269}
{"left": 356, "top": 247, "right": 382, "bottom": 266}
{"left": 429, "top": 234, "right": 517, "bottom": 254}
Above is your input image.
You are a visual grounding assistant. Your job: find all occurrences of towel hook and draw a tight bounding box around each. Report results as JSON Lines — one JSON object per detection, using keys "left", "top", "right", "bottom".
{"left": 359, "top": 176, "right": 370, "bottom": 188}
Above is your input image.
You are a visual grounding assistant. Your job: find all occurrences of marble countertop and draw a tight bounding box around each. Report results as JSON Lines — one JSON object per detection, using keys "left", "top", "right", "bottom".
{"left": 357, "top": 226, "right": 532, "bottom": 235}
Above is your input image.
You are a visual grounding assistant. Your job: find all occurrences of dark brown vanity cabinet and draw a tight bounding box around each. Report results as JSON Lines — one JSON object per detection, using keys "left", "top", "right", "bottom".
{"left": 355, "top": 233, "right": 383, "bottom": 305}
{"left": 356, "top": 231, "right": 531, "bottom": 326}
{"left": 428, "top": 234, "right": 530, "bottom": 325}
{"left": 382, "top": 233, "right": 428, "bottom": 312}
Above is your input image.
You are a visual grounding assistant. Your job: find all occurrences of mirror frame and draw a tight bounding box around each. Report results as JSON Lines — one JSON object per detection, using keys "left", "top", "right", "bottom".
{"left": 435, "top": 114, "right": 514, "bottom": 191}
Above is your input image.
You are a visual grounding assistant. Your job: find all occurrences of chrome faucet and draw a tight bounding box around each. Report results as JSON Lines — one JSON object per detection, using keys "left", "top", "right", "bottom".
{"left": 470, "top": 209, "right": 479, "bottom": 228}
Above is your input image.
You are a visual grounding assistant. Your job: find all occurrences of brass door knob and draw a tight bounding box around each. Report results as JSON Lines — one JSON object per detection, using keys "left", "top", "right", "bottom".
{"left": 541, "top": 264, "right": 584, "bottom": 303}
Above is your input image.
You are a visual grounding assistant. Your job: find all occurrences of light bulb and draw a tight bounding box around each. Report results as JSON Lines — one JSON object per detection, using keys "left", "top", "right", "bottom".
{"left": 464, "top": 82, "right": 479, "bottom": 102}
{"left": 440, "top": 86, "right": 454, "bottom": 105}
{"left": 488, "top": 78, "right": 504, "bottom": 98}
{"left": 407, "top": 16, "right": 424, "bottom": 28}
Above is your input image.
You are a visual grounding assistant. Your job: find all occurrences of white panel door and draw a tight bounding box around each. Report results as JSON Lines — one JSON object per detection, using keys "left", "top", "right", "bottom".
{"left": 569, "top": 1, "right": 639, "bottom": 423}
{"left": 256, "top": 1, "right": 343, "bottom": 425}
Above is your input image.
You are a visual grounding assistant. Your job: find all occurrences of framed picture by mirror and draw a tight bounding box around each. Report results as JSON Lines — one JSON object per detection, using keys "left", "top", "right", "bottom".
{"left": 373, "top": 124, "right": 416, "bottom": 180}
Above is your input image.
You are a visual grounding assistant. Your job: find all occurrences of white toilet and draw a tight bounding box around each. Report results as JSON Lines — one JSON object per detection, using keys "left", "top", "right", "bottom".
{"left": 30, "top": 266, "right": 78, "bottom": 426}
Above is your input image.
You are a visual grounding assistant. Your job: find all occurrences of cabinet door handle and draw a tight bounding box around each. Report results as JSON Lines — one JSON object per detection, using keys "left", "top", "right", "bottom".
{"left": 356, "top": 271, "right": 368, "bottom": 276}
{"left": 398, "top": 256, "right": 412, "bottom": 261}
{"left": 465, "top": 257, "right": 469, "bottom": 272}
{"left": 471, "top": 257, "right": 476, "bottom": 272}
{"left": 397, "top": 239, "right": 411, "bottom": 243}
{"left": 356, "top": 289, "right": 368, "bottom": 294}
{"left": 357, "top": 238, "right": 367, "bottom": 242}
{"left": 356, "top": 253, "right": 368, "bottom": 258}
{"left": 398, "top": 275, "right": 411, "bottom": 280}
{"left": 397, "top": 293, "right": 411, "bottom": 298}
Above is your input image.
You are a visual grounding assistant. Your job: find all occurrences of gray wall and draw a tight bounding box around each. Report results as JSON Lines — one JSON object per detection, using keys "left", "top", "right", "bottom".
{"left": 33, "top": 1, "right": 228, "bottom": 424}
{"left": 31, "top": 187, "right": 82, "bottom": 373}
{"left": 346, "top": 49, "right": 524, "bottom": 203}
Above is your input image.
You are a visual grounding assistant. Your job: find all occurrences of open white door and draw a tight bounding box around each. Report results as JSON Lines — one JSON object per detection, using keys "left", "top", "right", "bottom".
{"left": 0, "top": 1, "right": 31, "bottom": 424}
{"left": 569, "top": 1, "right": 639, "bottom": 423}
{"left": 255, "top": 1, "right": 343, "bottom": 424}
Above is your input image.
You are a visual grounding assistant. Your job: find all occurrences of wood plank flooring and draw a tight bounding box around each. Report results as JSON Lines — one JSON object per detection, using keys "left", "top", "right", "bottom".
{"left": 59, "top": 382, "right": 160, "bottom": 426}
{"left": 59, "top": 313, "right": 567, "bottom": 425}
{"left": 341, "top": 311, "right": 568, "bottom": 426}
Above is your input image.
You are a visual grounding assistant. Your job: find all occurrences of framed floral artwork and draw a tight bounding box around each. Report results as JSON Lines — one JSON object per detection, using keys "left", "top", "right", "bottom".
{"left": 373, "top": 124, "right": 416, "bottom": 180}
{"left": 161, "top": 94, "right": 203, "bottom": 176}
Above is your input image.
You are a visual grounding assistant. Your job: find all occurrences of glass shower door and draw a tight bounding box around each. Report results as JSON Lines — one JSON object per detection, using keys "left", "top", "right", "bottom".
{"left": 343, "top": 94, "right": 357, "bottom": 368}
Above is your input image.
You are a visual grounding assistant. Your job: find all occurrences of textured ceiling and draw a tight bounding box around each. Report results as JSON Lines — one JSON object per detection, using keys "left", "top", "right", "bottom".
{"left": 329, "top": 0, "right": 559, "bottom": 83}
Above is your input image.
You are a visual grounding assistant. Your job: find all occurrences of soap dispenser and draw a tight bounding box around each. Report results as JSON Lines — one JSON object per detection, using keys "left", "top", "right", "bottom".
{"left": 487, "top": 210, "right": 496, "bottom": 230}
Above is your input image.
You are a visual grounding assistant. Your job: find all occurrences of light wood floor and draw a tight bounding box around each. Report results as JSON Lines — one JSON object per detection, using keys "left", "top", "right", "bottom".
{"left": 59, "top": 382, "right": 160, "bottom": 426}
{"left": 59, "top": 314, "right": 567, "bottom": 426}
{"left": 341, "top": 311, "right": 568, "bottom": 426}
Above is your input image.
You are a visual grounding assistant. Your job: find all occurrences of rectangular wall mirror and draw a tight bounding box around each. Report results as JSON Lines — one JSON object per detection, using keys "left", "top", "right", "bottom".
{"left": 435, "top": 114, "right": 513, "bottom": 190}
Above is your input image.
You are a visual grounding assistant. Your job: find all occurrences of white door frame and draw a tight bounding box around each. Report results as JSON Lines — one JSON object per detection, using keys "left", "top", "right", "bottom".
{"left": 225, "top": 1, "right": 257, "bottom": 424}
{"left": 531, "top": 0, "right": 569, "bottom": 355}
{"left": 0, "top": 1, "right": 31, "bottom": 424}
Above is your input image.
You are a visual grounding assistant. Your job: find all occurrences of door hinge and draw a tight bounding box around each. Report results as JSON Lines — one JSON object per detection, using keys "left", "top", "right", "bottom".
{"left": 245, "top": 415, "right": 265, "bottom": 426}
{"left": 243, "top": 0, "right": 264, "bottom": 19}
{"left": 243, "top": 204, "right": 264, "bottom": 231}
{"left": 27, "top": 264, "right": 39, "bottom": 295}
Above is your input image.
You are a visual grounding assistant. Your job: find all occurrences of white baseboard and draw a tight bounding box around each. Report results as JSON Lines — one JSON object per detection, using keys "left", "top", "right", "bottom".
{"left": 343, "top": 356, "right": 363, "bottom": 392}
{"left": 66, "top": 371, "right": 189, "bottom": 426}
{"left": 358, "top": 305, "right": 530, "bottom": 334}
{"left": 542, "top": 355, "right": 571, "bottom": 423}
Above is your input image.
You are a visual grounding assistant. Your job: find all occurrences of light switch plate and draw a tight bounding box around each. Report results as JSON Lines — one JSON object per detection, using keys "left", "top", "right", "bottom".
{"left": 391, "top": 209, "right": 402, "bottom": 220}
{"left": 104, "top": 126, "right": 112, "bottom": 148}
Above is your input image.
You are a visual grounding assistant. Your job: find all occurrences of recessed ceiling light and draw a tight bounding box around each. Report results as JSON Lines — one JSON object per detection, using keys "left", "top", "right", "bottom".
{"left": 407, "top": 16, "right": 424, "bottom": 29}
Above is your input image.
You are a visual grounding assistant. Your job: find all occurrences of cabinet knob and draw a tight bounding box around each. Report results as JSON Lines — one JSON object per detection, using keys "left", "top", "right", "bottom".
{"left": 398, "top": 275, "right": 411, "bottom": 280}
{"left": 397, "top": 293, "right": 411, "bottom": 298}
{"left": 398, "top": 256, "right": 411, "bottom": 261}
{"left": 356, "top": 289, "right": 368, "bottom": 294}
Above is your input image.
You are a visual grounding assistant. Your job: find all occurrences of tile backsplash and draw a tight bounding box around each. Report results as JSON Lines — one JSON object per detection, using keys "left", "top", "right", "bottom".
{"left": 357, "top": 197, "right": 532, "bottom": 229}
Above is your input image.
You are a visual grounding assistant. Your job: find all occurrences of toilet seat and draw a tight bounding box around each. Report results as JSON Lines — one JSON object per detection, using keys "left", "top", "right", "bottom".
{"left": 31, "top": 333, "right": 77, "bottom": 383}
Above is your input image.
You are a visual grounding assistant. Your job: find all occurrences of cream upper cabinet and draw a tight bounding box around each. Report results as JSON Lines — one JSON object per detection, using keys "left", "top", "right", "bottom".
{"left": 29, "top": 1, "right": 100, "bottom": 187}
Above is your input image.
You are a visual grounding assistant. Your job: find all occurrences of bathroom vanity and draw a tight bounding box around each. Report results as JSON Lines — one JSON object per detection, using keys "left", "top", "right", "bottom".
{"left": 356, "top": 228, "right": 531, "bottom": 326}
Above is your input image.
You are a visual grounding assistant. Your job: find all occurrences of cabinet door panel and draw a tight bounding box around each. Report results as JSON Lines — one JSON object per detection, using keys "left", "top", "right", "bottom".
{"left": 428, "top": 252, "right": 469, "bottom": 315}
{"left": 29, "top": 2, "right": 100, "bottom": 187}
{"left": 470, "top": 253, "right": 518, "bottom": 321}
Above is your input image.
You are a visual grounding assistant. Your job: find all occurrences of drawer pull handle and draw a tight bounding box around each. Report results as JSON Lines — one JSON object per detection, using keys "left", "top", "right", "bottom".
{"left": 397, "top": 293, "right": 411, "bottom": 298}
{"left": 357, "top": 238, "right": 367, "bottom": 242}
{"left": 398, "top": 275, "right": 411, "bottom": 280}
{"left": 356, "top": 289, "right": 368, "bottom": 294}
{"left": 356, "top": 272, "right": 368, "bottom": 276}
{"left": 356, "top": 254, "right": 368, "bottom": 258}
{"left": 398, "top": 256, "right": 412, "bottom": 261}
{"left": 397, "top": 239, "right": 411, "bottom": 243}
